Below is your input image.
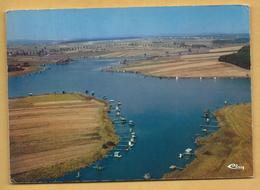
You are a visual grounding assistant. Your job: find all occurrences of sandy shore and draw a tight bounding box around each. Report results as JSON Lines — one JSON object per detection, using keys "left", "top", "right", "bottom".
{"left": 164, "top": 103, "right": 252, "bottom": 179}
{"left": 9, "top": 93, "right": 119, "bottom": 183}
{"left": 107, "top": 46, "right": 250, "bottom": 78}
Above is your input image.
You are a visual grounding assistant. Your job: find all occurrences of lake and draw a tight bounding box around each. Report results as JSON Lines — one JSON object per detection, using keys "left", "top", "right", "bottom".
{"left": 8, "top": 59, "right": 251, "bottom": 182}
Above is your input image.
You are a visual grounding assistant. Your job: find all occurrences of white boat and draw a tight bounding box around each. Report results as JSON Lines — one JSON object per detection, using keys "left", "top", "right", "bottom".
{"left": 117, "top": 101, "right": 122, "bottom": 106}
{"left": 114, "top": 151, "right": 122, "bottom": 158}
{"left": 202, "top": 128, "right": 208, "bottom": 132}
{"left": 128, "top": 141, "right": 134, "bottom": 147}
{"left": 116, "top": 111, "right": 121, "bottom": 116}
{"left": 169, "top": 165, "right": 177, "bottom": 170}
{"left": 109, "top": 99, "right": 115, "bottom": 103}
{"left": 115, "top": 106, "right": 120, "bottom": 111}
{"left": 120, "top": 117, "right": 127, "bottom": 122}
{"left": 128, "top": 120, "right": 135, "bottom": 126}
{"left": 178, "top": 153, "right": 183, "bottom": 159}
{"left": 224, "top": 100, "right": 228, "bottom": 105}
{"left": 28, "top": 92, "right": 33, "bottom": 96}
{"left": 76, "top": 171, "right": 80, "bottom": 178}
{"left": 185, "top": 148, "right": 192, "bottom": 154}
{"left": 144, "top": 173, "right": 151, "bottom": 180}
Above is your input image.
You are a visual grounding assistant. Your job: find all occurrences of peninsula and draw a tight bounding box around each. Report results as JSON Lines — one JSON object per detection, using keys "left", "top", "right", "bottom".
{"left": 9, "top": 93, "right": 118, "bottom": 182}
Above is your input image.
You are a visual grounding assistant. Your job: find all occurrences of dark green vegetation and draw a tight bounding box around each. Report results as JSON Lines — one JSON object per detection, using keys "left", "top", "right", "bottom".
{"left": 213, "top": 37, "right": 249, "bottom": 45}
{"left": 219, "top": 45, "right": 250, "bottom": 69}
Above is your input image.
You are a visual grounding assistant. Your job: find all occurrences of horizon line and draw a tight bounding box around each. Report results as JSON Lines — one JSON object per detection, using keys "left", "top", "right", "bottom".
{"left": 7, "top": 33, "right": 250, "bottom": 43}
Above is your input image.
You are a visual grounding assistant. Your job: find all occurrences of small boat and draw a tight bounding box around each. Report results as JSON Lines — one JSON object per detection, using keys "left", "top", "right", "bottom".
{"left": 224, "top": 100, "right": 228, "bottom": 105}
{"left": 130, "top": 137, "right": 135, "bottom": 143}
{"left": 206, "top": 118, "right": 210, "bottom": 123}
{"left": 28, "top": 92, "right": 33, "bottom": 96}
{"left": 109, "top": 99, "right": 115, "bottom": 103}
{"left": 184, "top": 148, "right": 192, "bottom": 154}
{"left": 128, "top": 141, "right": 134, "bottom": 147}
{"left": 202, "top": 128, "right": 208, "bottom": 132}
{"left": 76, "top": 171, "right": 80, "bottom": 178}
{"left": 91, "top": 91, "right": 95, "bottom": 96}
{"left": 178, "top": 153, "right": 183, "bottom": 159}
{"left": 117, "top": 101, "right": 122, "bottom": 106}
{"left": 128, "top": 120, "right": 135, "bottom": 126}
{"left": 115, "top": 106, "right": 120, "bottom": 111}
{"left": 169, "top": 165, "right": 177, "bottom": 170}
{"left": 114, "top": 151, "right": 122, "bottom": 158}
{"left": 103, "top": 96, "right": 107, "bottom": 100}
{"left": 131, "top": 132, "right": 136, "bottom": 135}
{"left": 144, "top": 173, "right": 151, "bottom": 180}
{"left": 116, "top": 111, "right": 121, "bottom": 116}
{"left": 120, "top": 117, "right": 127, "bottom": 123}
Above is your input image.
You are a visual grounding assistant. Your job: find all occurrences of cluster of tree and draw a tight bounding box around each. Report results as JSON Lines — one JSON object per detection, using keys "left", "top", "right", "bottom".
{"left": 191, "top": 44, "right": 207, "bottom": 48}
{"left": 8, "top": 48, "right": 48, "bottom": 57}
{"left": 213, "top": 38, "right": 249, "bottom": 45}
{"left": 219, "top": 45, "right": 250, "bottom": 69}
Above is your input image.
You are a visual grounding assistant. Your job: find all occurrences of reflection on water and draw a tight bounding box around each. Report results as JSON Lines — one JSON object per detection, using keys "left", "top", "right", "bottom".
{"left": 8, "top": 59, "right": 251, "bottom": 182}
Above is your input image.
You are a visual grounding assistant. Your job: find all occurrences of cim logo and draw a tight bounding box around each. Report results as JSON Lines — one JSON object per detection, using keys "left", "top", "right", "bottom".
{"left": 227, "top": 163, "right": 245, "bottom": 170}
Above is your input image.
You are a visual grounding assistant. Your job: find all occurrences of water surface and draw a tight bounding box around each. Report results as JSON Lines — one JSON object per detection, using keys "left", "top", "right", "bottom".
{"left": 8, "top": 59, "right": 251, "bottom": 182}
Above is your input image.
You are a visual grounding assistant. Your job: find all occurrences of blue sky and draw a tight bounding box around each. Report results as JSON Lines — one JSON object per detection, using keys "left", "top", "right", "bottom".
{"left": 6, "top": 5, "right": 250, "bottom": 41}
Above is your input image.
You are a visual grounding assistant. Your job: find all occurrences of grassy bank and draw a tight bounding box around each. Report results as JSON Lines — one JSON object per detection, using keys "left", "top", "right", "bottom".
{"left": 164, "top": 103, "right": 252, "bottom": 179}
{"left": 9, "top": 93, "right": 119, "bottom": 183}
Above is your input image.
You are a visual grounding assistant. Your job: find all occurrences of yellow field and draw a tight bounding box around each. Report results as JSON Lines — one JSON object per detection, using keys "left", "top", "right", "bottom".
{"left": 110, "top": 46, "right": 250, "bottom": 78}
{"left": 164, "top": 104, "right": 252, "bottom": 179}
{"left": 9, "top": 93, "right": 118, "bottom": 182}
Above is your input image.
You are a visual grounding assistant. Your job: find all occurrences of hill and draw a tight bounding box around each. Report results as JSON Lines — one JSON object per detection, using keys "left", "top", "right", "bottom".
{"left": 219, "top": 45, "right": 250, "bottom": 69}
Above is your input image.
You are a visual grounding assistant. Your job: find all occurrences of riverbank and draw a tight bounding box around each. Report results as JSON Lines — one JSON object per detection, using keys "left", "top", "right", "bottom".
{"left": 9, "top": 93, "right": 119, "bottom": 183}
{"left": 164, "top": 103, "right": 252, "bottom": 179}
{"left": 105, "top": 46, "right": 250, "bottom": 78}
{"left": 7, "top": 39, "right": 249, "bottom": 78}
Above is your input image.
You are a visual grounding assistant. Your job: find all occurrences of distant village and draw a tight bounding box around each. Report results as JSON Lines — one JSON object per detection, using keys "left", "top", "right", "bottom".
{"left": 7, "top": 35, "right": 248, "bottom": 74}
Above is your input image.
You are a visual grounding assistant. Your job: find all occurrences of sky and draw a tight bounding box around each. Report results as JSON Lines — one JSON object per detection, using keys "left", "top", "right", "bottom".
{"left": 6, "top": 5, "right": 250, "bottom": 41}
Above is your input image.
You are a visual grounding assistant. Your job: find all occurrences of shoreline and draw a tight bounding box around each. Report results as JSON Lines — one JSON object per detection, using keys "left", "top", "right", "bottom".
{"left": 103, "top": 69, "right": 251, "bottom": 80}
{"left": 9, "top": 93, "right": 119, "bottom": 183}
{"left": 8, "top": 65, "right": 41, "bottom": 77}
{"left": 163, "top": 103, "right": 252, "bottom": 179}
{"left": 7, "top": 44, "right": 250, "bottom": 78}
{"left": 8, "top": 57, "right": 251, "bottom": 79}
